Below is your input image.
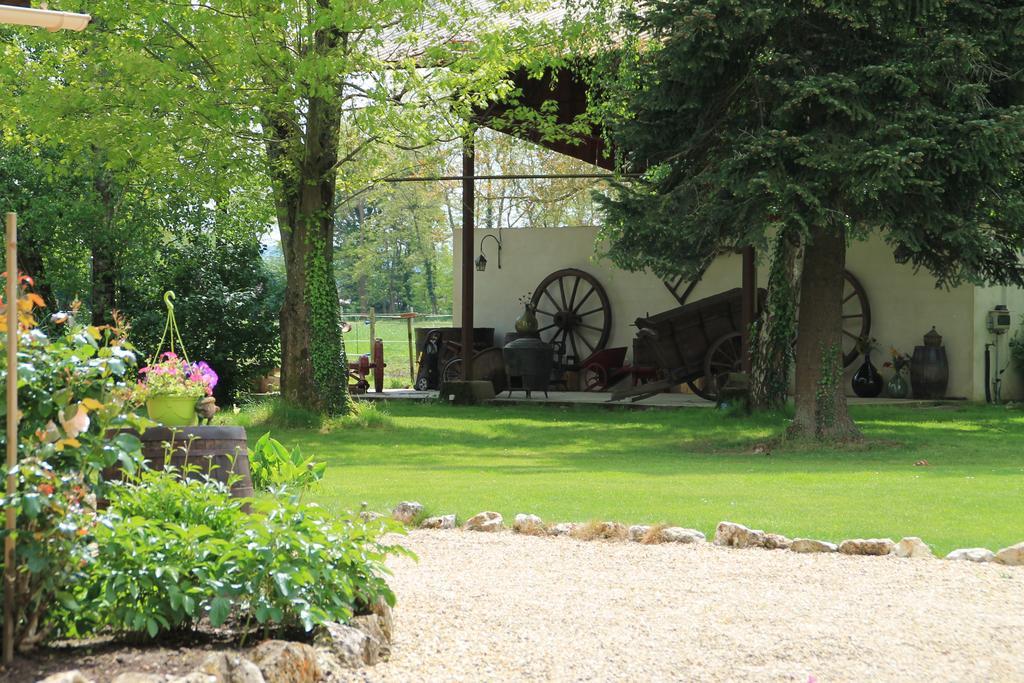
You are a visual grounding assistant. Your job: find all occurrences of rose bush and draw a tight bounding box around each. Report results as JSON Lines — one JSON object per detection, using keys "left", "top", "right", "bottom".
{"left": 0, "top": 290, "right": 149, "bottom": 648}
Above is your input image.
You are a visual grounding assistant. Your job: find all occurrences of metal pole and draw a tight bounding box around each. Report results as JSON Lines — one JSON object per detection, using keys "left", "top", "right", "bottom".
{"left": 368, "top": 309, "right": 376, "bottom": 353}
{"left": 740, "top": 246, "right": 756, "bottom": 374}
{"left": 406, "top": 315, "right": 415, "bottom": 385}
{"left": 461, "top": 132, "right": 475, "bottom": 381}
{"left": 4, "top": 212, "right": 18, "bottom": 665}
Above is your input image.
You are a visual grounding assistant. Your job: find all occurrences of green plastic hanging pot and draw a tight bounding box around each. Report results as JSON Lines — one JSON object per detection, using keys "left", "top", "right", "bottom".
{"left": 146, "top": 395, "right": 198, "bottom": 426}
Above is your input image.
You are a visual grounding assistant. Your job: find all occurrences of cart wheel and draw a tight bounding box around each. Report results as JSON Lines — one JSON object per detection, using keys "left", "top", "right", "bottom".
{"left": 702, "top": 331, "right": 744, "bottom": 401}
{"left": 839, "top": 270, "right": 871, "bottom": 368}
{"left": 582, "top": 364, "right": 607, "bottom": 392}
{"left": 414, "top": 376, "right": 430, "bottom": 391}
{"left": 531, "top": 268, "right": 612, "bottom": 364}
{"left": 441, "top": 357, "right": 463, "bottom": 383}
{"left": 372, "top": 338, "right": 385, "bottom": 393}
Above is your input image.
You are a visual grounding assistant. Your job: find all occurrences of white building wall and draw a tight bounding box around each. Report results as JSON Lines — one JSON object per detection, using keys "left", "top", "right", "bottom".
{"left": 454, "top": 226, "right": 1022, "bottom": 401}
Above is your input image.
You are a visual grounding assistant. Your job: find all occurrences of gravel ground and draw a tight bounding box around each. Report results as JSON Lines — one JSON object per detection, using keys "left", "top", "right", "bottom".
{"left": 345, "top": 530, "right": 1024, "bottom": 683}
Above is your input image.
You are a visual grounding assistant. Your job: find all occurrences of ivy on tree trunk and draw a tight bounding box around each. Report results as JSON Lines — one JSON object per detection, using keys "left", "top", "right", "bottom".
{"left": 750, "top": 228, "right": 803, "bottom": 412}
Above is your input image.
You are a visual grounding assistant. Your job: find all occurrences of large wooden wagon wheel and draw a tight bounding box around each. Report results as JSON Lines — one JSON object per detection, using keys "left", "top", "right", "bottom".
{"left": 530, "top": 268, "right": 612, "bottom": 366}
{"left": 838, "top": 270, "right": 871, "bottom": 368}
{"left": 701, "top": 332, "right": 744, "bottom": 401}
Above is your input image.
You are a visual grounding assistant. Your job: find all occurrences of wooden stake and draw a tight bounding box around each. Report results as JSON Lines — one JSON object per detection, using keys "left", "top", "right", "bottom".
{"left": 4, "top": 211, "right": 18, "bottom": 665}
{"left": 401, "top": 312, "right": 416, "bottom": 385}
{"left": 368, "top": 309, "right": 376, "bottom": 353}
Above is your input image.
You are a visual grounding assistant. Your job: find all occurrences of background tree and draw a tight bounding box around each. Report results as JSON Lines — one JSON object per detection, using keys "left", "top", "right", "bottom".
{"left": 593, "top": 0, "right": 1024, "bottom": 439}
{"left": 4, "top": 0, "right": 566, "bottom": 414}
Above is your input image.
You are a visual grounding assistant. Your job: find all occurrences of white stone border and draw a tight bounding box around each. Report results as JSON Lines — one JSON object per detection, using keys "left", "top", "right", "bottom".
{"left": 390, "top": 504, "right": 1024, "bottom": 566}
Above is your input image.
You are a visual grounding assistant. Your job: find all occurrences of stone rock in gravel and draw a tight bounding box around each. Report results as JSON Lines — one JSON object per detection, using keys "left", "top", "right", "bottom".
{"left": 838, "top": 538, "right": 895, "bottom": 556}
{"left": 351, "top": 614, "right": 391, "bottom": 664}
{"left": 391, "top": 501, "right": 424, "bottom": 525}
{"left": 419, "top": 514, "right": 456, "bottom": 530}
{"left": 790, "top": 539, "right": 838, "bottom": 554}
{"left": 464, "top": 511, "right": 503, "bottom": 532}
{"left": 359, "top": 511, "right": 383, "bottom": 523}
{"left": 198, "top": 652, "right": 266, "bottom": 683}
{"left": 549, "top": 522, "right": 577, "bottom": 536}
{"left": 628, "top": 525, "right": 650, "bottom": 542}
{"left": 659, "top": 527, "right": 706, "bottom": 544}
{"left": 713, "top": 521, "right": 767, "bottom": 549}
{"left": 762, "top": 533, "right": 792, "bottom": 550}
{"left": 250, "top": 641, "right": 321, "bottom": 683}
{"left": 39, "top": 672, "right": 94, "bottom": 683}
{"left": 112, "top": 674, "right": 167, "bottom": 683}
{"left": 945, "top": 548, "right": 996, "bottom": 563}
{"left": 995, "top": 542, "right": 1024, "bottom": 566}
{"left": 894, "top": 537, "right": 934, "bottom": 559}
{"left": 370, "top": 596, "right": 395, "bottom": 643}
{"left": 315, "top": 622, "right": 370, "bottom": 668}
{"left": 513, "top": 513, "right": 544, "bottom": 532}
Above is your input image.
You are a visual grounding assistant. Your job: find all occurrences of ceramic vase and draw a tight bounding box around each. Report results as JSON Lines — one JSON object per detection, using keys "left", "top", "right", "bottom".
{"left": 851, "top": 353, "right": 883, "bottom": 398}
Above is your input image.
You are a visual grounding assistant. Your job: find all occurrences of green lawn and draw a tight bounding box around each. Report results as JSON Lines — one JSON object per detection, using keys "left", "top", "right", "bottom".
{"left": 229, "top": 401, "right": 1024, "bottom": 555}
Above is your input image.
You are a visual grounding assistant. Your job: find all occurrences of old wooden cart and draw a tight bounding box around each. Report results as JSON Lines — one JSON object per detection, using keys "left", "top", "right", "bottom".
{"left": 612, "top": 288, "right": 762, "bottom": 402}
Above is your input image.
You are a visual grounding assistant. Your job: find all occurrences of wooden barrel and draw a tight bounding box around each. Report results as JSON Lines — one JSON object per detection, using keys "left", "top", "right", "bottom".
{"left": 125, "top": 426, "right": 254, "bottom": 499}
{"left": 910, "top": 345, "right": 949, "bottom": 399}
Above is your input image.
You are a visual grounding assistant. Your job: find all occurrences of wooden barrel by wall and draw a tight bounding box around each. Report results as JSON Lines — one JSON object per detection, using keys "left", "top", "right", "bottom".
{"left": 910, "top": 345, "right": 949, "bottom": 399}
{"left": 131, "top": 425, "right": 254, "bottom": 499}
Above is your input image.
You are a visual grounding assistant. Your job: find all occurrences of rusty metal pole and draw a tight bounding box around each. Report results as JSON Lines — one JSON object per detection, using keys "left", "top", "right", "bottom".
{"left": 460, "top": 132, "right": 475, "bottom": 381}
{"left": 406, "top": 315, "right": 415, "bottom": 385}
{"left": 4, "top": 212, "right": 18, "bottom": 665}
{"left": 740, "top": 245, "right": 756, "bottom": 373}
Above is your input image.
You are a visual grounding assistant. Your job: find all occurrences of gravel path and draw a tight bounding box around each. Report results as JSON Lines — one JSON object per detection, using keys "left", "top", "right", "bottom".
{"left": 345, "top": 530, "right": 1024, "bottom": 683}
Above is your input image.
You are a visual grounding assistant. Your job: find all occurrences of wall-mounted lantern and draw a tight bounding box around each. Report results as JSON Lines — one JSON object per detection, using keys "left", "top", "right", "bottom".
{"left": 476, "top": 232, "right": 502, "bottom": 271}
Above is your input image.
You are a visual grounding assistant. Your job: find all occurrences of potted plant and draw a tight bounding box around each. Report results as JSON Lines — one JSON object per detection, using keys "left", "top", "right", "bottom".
{"left": 883, "top": 348, "right": 911, "bottom": 399}
{"left": 135, "top": 352, "right": 218, "bottom": 426}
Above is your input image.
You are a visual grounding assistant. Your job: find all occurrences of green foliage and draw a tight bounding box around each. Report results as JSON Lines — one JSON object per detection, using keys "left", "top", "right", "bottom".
{"left": 0, "top": 302, "right": 148, "bottom": 648}
{"left": 78, "top": 472, "right": 404, "bottom": 638}
{"left": 595, "top": 0, "right": 1024, "bottom": 287}
{"left": 250, "top": 432, "right": 327, "bottom": 492}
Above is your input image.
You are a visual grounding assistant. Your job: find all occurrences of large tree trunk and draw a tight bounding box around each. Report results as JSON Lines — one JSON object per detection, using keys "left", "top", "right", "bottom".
{"left": 750, "top": 227, "right": 803, "bottom": 411}
{"left": 788, "top": 225, "right": 861, "bottom": 441}
{"left": 264, "top": 29, "right": 354, "bottom": 415}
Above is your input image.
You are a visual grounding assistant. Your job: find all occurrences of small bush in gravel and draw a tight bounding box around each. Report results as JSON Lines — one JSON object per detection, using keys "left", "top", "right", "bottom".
{"left": 639, "top": 524, "right": 671, "bottom": 544}
{"left": 571, "top": 521, "right": 629, "bottom": 542}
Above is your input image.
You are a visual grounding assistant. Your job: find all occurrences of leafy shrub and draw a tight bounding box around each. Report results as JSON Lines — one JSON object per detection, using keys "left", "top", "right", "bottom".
{"left": 122, "top": 237, "right": 283, "bottom": 403}
{"left": 78, "top": 471, "right": 404, "bottom": 638}
{"left": 0, "top": 290, "right": 148, "bottom": 649}
{"left": 249, "top": 432, "right": 326, "bottom": 492}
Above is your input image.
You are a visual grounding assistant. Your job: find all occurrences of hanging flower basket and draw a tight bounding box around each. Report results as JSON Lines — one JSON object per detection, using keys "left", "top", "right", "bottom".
{"left": 134, "top": 292, "right": 218, "bottom": 426}
{"left": 146, "top": 394, "right": 200, "bottom": 426}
